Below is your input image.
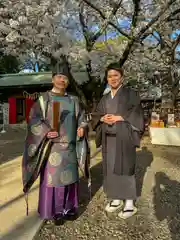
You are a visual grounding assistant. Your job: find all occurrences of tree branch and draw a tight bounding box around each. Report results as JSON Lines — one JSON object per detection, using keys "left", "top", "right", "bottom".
{"left": 119, "top": 0, "right": 176, "bottom": 66}
{"left": 118, "top": 0, "right": 141, "bottom": 66}
{"left": 166, "top": 8, "right": 180, "bottom": 21}
{"left": 151, "top": 31, "right": 167, "bottom": 49}
{"left": 79, "top": 3, "right": 92, "bottom": 51}
{"left": 131, "top": 0, "right": 141, "bottom": 28}
{"left": 81, "top": 0, "right": 130, "bottom": 39}
{"left": 170, "top": 34, "right": 180, "bottom": 66}
{"left": 81, "top": 0, "right": 176, "bottom": 68}
{"left": 119, "top": 39, "right": 135, "bottom": 66}
{"left": 140, "top": 0, "right": 176, "bottom": 41}
{"left": 79, "top": 0, "right": 124, "bottom": 50}
{"left": 91, "top": 0, "right": 123, "bottom": 43}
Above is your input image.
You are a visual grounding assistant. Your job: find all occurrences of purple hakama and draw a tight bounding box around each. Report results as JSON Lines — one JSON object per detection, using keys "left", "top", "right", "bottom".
{"left": 38, "top": 163, "right": 78, "bottom": 220}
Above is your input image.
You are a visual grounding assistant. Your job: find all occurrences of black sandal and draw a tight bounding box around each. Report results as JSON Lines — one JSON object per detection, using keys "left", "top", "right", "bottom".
{"left": 53, "top": 214, "right": 65, "bottom": 226}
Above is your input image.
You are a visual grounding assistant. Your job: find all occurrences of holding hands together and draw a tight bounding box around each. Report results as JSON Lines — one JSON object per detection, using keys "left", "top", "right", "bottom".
{"left": 101, "top": 114, "right": 124, "bottom": 125}
{"left": 77, "top": 127, "right": 84, "bottom": 137}
{"left": 47, "top": 128, "right": 84, "bottom": 139}
{"left": 47, "top": 131, "right": 58, "bottom": 138}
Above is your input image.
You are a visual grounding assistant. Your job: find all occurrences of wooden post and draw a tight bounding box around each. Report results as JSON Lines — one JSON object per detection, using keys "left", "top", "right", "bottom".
{"left": 25, "top": 98, "right": 34, "bottom": 123}
{"left": 53, "top": 101, "right": 60, "bottom": 131}
{"left": 8, "top": 97, "right": 16, "bottom": 124}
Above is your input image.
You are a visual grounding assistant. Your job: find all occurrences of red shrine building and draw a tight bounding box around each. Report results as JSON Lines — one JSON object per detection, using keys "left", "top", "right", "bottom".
{"left": 0, "top": 72, "right": 171, "bottom": 127}
{"left": 0, "top": 71, "right": 85, "bottom": 124}
{"left": 0, "top": 72, "right": 52, "bottom": 124}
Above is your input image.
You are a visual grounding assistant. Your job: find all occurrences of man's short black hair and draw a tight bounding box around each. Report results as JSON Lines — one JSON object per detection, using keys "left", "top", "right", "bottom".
{"left": 104, "top": 62, "right": 124, "bottom": 82}
{"left": 106, "top": 62, "right": 124, "bottom": 76}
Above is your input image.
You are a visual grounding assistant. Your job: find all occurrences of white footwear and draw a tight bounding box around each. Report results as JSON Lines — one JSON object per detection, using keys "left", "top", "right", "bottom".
{"left": 105, "top": 200, "right": 123, "bottom": 213}
{"left": 118, "top": 206, "right": 138, "bottom": 219}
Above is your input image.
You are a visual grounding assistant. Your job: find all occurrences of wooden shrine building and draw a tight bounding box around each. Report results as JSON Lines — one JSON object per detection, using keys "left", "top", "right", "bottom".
{"left": 0, "top": 72, "right": 53, "bottom": 124}
{"left": 0, "top": 71, "right": 179, "bottom": 126}
{"left": 0, "top": 71, "right": 88, "bottom": 124}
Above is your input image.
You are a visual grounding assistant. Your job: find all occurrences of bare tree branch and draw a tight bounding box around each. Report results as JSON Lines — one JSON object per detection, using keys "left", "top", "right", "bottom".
{"left": 80, "top": 0, "right": 131, "bottom": 39}
{"left": 120, "top": 0, "right": 177, "bottom": 66}
{"left": 140, "top": 0, "right": 176, "bottom": 40}
{"left": 119, "top": 0, "right": 141, "bottom": 66}
{"left": 92, "top": 0, "right": 123, "bottom": 43}
{"left": 119, "top": 39, "right": 135, "bottom": 66}
{"left": 131, "top": 0, "right": 141, "bottom": 28}
{"left": 170, "top": 34, "right": 180, "bottom": 66}
{"left": 166, "top": 8, "right": 180, "bottom": 21}
{"left": 79, "top": 0, "right": 124, "bottom": 50}
{"left": 81, "top": 0, "right": 176, "bottom": 68}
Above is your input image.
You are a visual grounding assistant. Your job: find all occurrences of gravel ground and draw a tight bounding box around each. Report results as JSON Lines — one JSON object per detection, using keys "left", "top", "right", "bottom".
{"left": 1, "top": 127, "right": 180, "bottom": 240}
{"left": 34, "top": 139, "right": 180, "bottom": 240}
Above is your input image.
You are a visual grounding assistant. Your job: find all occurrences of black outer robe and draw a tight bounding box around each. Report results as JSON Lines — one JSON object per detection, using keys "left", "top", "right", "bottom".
{"left": 92, "top": 86, "right": 144, "bottom": 199}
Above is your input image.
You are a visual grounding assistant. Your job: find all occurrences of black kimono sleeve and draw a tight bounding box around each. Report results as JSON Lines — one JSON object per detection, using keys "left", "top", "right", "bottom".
{"left": 91, "top": 97, "right": 106, "bottom": 148}
{"left": 124, "top": 90, "right": 144, "bottom": 133}
{"left": 122, "top": 90, "right": 145, "bottom": 147}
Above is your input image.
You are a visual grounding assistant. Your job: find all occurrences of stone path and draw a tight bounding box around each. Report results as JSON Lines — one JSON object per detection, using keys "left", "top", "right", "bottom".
{"left": 0, "top": 127, "right": 42, "bottom": 240}
{"left": 35, "top": 141, "right": 180, "bottom": 240}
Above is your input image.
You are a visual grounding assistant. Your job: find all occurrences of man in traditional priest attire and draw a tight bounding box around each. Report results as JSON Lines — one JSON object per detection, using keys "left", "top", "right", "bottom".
{"left": 92, "top": 62, "right": 144, "bottom": 219}
{"left": 22, "top": 62, "right": 89, "bottom": 224}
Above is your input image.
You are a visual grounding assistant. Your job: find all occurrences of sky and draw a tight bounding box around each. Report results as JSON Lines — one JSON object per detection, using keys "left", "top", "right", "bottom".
{"left": 94, "top": 19, "right": 180, "bottom": 53}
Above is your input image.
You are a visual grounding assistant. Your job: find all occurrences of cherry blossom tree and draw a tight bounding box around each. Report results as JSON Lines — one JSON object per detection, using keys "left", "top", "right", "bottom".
{"left": 0, "top": 0, "right": 90, "bottom": 107}
{"left": 80, "top": 0, "right": 180, "bottom": 65}
{"left": 0, "top": 0, "right": 180, "bottom": 109}
{"left": 77, "top": 0, "right": 180, "bottom": 107}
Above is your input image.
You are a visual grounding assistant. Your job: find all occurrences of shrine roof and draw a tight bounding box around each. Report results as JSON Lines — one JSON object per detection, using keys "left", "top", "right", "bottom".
{"left": 0, "top": 72, "right": 52, "bottom": 87}
{"left": 0, "top": 71, "right": 88, "bottom": 87}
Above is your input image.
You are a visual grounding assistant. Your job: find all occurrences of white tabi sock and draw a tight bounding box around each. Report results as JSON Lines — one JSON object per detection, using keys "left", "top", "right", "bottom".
{"left": 118, "top": 199, "right": 137, "bottom": 219}
{"left": 112, "top": 199, "right": 121, "bottom": 206}
{"left": 124, "top": 199, "right": 134, "bottom": 210}
{"left": 105, "top": 199, "right": 123, "bottom": 213}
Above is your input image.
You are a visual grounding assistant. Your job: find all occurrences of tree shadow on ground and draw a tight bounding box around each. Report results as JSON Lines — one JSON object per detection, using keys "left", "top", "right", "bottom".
{"left": 0, "top": 128, "right": 25, "bottom": 165}
{"left": 0, "top": 211, "right": 42, "bottom": 240}
{"left": 153, "top": 172, "right": 180, "bottom": 240}
{"left": 136, "top": 146, "right": 153, "bottom": 197}
{"left": 152, "top": 145, "right": 180, "bottom": 168}
{"left": 78, "top": 161, "right": 103, "bottom": 215}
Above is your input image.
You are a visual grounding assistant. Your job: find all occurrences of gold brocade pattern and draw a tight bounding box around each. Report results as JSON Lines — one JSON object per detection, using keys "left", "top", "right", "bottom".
{"left": 28, "top": 144, "right": 37, "bottom": 157}
{"left": 49, "top": 152, "right": 62, "bottom": 166}
{"left": 27, "top": 161, "right": 36, "bottom": 171}
{"left": 60, "top": 135, "right": 68, "bottom": 143}
{"left": 59, "top": 143, "right": 69, "bottom": 149}
{"left": 59, "top": 135, "right": 69, "bottom": 148}
{"left": 60, "top": 170, "right": 73, "bottom": 184}
{"left": 31, "top": 123, "right": 43, "bottom": 136}
{"left": 47, "top": 173, "right": 52, "bottom": 185}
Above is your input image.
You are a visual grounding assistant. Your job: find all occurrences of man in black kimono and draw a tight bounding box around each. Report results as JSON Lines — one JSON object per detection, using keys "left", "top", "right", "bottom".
{"left": 92, "top": 62, "right": 144, "bottom": 219}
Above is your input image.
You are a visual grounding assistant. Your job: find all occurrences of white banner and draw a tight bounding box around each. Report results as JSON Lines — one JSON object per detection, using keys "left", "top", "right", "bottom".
{"left": 3, "top": 103, "right": 9, "bottom": 124}
{"left": 0, "top": 104, "right": 3, "bottom": 124}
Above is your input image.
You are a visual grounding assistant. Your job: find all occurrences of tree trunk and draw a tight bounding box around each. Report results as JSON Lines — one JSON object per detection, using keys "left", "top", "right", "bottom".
{"left": 161, "top": 66, "right": 179, "bottom": 110}
{"left": 161, "top": 70, "right": 174, "bottom": 109}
